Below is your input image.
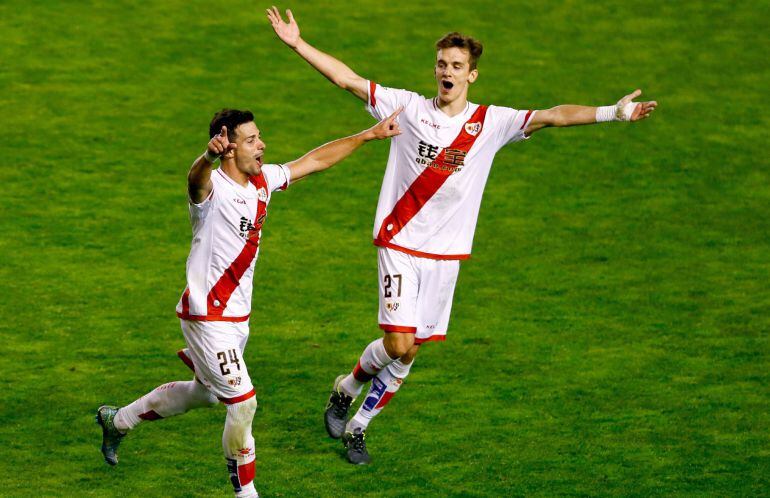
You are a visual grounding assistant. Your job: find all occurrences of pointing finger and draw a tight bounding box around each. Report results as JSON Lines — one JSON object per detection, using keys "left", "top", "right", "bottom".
{"left": 221, "top": 126, "right": 228, "bottom": 139}
{"left": 388, "top": 106, "right": 404, "bottom": 121}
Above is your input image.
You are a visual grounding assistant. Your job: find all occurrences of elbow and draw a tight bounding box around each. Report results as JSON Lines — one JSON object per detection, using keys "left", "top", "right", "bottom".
{"left": 551, "top": 109, "right": 569, "bottom": 128}
{"left": 336, "top": 77, "right": 356, "bottom": 91}
{"left": 547, "top": 108, "right": 568, "bottom": 127}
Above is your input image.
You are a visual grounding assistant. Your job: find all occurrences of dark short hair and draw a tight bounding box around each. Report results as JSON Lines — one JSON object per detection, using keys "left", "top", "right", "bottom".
{"left": 435, "top": 32, "right": 483, "bottom": 70}
{"left": 209, "top": 109, "right": 255, "bottom": 141}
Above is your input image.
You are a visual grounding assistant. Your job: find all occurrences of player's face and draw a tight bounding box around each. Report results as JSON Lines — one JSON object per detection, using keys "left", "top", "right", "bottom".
{"left": 229, "top": 121, "right": 266, "bottom": 176}
{"left": 434, "top": 47, "right": 478, "bottom": 103}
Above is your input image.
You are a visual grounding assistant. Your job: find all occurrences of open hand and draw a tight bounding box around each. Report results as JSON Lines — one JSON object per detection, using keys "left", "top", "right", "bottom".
{"left": 616, "top": 89, "right": 658, "bottom": 121}
{"left": 366, "top": 107, "right": 403, "bottom": 140}
{"left": 266, "top": 6, "right": 300, "bottom": 48}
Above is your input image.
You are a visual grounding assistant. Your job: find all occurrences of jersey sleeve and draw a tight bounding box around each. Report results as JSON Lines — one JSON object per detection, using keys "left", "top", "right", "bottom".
{"left": 490, "top": 105, "right": 537, "bottom": 148}
{"left": 188, "top": 182, "right": 218, "bottom": 224}
{"left": 261, "top": 163, "right": 291, "bottom": 193}
{"left": 366, "top": 81, "right": 418, "bottom": 121}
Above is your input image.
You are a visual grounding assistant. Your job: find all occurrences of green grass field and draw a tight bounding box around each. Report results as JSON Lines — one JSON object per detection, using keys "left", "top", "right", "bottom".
{"left": 1, "top": 1, "right": 768, "bottom": 496}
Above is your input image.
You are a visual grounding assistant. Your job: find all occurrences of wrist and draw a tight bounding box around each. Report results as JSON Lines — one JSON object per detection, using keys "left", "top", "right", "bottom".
{"left": 360, "top": 129, "right": 376, "bottom": 142}
{"left": 292, "top": 37, "right": 306, "bottom": 51}
{"left": 204, "top": 149, "right": 220, "bottom": 163}
{"left": 595, "top": 105, "right": 617, "bottom": 123}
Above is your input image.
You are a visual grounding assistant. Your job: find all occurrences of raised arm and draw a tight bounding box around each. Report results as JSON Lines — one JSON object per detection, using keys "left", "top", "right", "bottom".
{"left": 286, "top": 108, "right": 402, "bottom": 183}
{"left": 188, "top": 126, "right": 237, "bottom": 203}
{"left": 266, "top": 6, "right": 369, "bottom": 102}
{"left": 525, "top": 89, "right": 658, "bottom": 135}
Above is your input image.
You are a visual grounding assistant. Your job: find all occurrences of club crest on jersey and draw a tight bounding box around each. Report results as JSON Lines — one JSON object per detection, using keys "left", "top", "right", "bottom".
{"left": 256, "top": 187, "right": 268, "bottom": 202}
{"left": 465, "top": 121, "right": 482, "bottom": 136}
{"left": 385, "top": 301, "right": 400, "bottom": 312}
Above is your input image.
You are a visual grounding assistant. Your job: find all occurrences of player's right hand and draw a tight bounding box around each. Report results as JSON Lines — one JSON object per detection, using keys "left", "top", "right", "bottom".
{"left": 266, "top": 6, "right": 300, "bottom": 48}
{"left": 208, "top": 126, "right": 237, "bottom": 157}
{"left": 367, "top": 107, "right": 403, "bottom": 141}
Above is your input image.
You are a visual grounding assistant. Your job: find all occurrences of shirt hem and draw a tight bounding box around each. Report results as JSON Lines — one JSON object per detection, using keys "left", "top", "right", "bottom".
{"left": 373, "top": 239, "right": 471, "bottom": 260}
{"left": 177, "top": 312, "right": 250, "bottom": 322}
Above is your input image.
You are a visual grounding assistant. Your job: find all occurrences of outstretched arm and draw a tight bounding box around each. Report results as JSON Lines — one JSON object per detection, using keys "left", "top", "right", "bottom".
{"left": 286, "top": 108, "right": 402, "bottom": 183}
{"left": 525, "top": 89, "right": 657, "bottom": 135}
{"left": 188, "top": 126, "right": 237, "bottom": 203}
{"left": 267, "top": 6, "right": 369, "bottom": 102}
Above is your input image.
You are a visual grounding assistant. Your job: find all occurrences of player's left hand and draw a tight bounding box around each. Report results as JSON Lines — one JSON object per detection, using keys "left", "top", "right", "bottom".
{"left": 366, "top": 107, "right": 403, "bottom": 140}
{"left": 266, "top": 6, "right": 301, "bottom": 48}
{"left": 616, "top": 89, "right": 658, "bottom": 121}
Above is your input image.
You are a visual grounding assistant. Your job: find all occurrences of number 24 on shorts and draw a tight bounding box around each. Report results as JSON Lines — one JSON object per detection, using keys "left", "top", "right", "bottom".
{"left": 217, "top": 349, "right": 241, "bottom": 376}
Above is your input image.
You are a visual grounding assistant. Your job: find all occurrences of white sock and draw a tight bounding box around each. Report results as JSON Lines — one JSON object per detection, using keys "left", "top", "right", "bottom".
{"left": 223, "top": 398, "right": 258, "bottom": 498}
{"left": 113, "top": 380, "right": 218, "bottom": 432}
{"left": 347, "top": 358, "right": 413, "bottom": 432}
{"left": 338, "top": 338, "right": 396, "bottom": 397}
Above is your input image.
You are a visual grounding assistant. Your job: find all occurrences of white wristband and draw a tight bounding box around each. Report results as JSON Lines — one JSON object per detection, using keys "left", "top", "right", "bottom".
{"left": 596, "top": 105, "right": 617, "bottom": 123}
{"left": 596, "top": 102, "right": 637, "bottom": 123}
{"left": 204, "top": 150, "right": 220, "bottom": 163}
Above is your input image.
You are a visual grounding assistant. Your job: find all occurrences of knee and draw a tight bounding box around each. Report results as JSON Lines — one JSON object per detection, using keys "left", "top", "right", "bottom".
{"left": 228, "top": 395, "right": 258, "bottom": 425}
{"left": 383, "top": 333, "right": 415, "bottom": 359}
{"left": 398, "top": 344, "right": 420, "bottom": 365}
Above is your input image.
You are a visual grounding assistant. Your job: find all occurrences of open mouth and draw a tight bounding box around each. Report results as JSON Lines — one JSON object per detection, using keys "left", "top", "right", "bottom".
{"left": 255, "top": 156, "right": 263, "bottom": 167}
{"left": 441, "top": 80, "right": 454, "bottom": 90}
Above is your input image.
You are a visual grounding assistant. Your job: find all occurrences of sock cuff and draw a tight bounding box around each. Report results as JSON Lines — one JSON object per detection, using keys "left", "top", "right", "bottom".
{"left": 371, "top": 338, "right": 395, "bottom": 366}
{"left": 387, "top": 358, "right": 413, "bottom": 379}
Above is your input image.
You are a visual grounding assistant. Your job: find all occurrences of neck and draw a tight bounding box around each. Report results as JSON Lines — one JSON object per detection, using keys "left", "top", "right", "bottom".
{"left": 436, "top": 94, "right": 469, "bottom": 118}
{"left": 220, "top": 160, "right": 250, "bottom": 187}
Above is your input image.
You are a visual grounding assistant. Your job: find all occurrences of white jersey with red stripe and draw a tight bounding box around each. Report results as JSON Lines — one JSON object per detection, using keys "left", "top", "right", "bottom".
{"left": 366, "top": 81, "right": 535, "bottom": 259}
{"left": 176, "top": 164, "right": 290, "bottom": 322}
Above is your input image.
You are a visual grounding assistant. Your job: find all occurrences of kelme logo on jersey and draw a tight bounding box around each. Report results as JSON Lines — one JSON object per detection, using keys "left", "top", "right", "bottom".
{"left": 465, "top": 121, "right": 482, "bottom": 136}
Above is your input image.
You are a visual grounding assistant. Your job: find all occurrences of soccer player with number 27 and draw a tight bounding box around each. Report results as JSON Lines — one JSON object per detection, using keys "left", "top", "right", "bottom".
{"left": 267, "top": 6, "right": 657, "bottom": 465}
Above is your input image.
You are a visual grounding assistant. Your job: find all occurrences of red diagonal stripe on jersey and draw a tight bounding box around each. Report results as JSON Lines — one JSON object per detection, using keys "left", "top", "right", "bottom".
{"left": 375, "top": 105, "right": 488, "bottom": 244}
{"left": 206, "top": 174, "right": 268, "bottom": 316}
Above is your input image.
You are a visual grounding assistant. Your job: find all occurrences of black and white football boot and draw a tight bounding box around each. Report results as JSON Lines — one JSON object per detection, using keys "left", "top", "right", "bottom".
{"left": 95, "top": 405, "right": 125, "bottom": 466}
{"left": 342, "top": 428, "right": 371, "bottom": 465}
{"left": 324, "top": 374, "right": 355, "bottom": 439}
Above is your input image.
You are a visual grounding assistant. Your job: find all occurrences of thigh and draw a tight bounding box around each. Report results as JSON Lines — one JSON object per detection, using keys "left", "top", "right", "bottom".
{"left": 415, "top": 259, "right": 460, "bottom": 341}
{"left": 377, "top": 248, "right": 419, "bottom": 333}
{"left": 180, "top": 319, "right": 254, "bottom": 403}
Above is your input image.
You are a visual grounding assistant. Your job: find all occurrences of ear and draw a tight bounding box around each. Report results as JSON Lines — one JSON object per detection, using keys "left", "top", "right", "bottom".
{"left": 468, "top": 68, "right": 478, "bottom": 84}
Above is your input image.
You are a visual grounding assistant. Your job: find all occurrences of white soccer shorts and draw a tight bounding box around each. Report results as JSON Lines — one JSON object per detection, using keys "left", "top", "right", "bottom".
{"left": 377, "top": 247, "right": 460, "bottom": 344}
{"left": 179, "top": 319, "right": 255, "bottom": 404}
